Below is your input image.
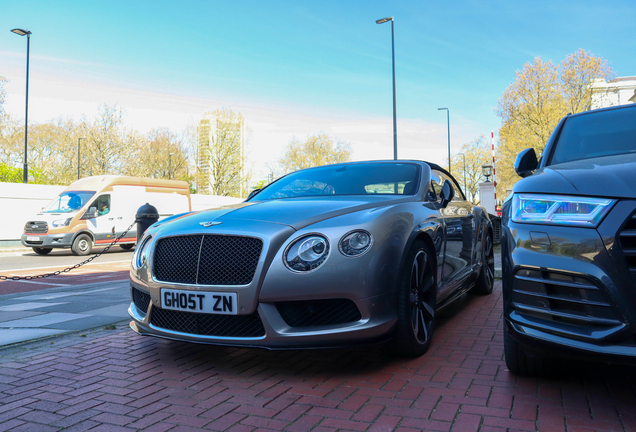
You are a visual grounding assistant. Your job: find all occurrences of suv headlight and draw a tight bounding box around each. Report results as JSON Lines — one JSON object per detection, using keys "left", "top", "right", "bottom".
{"left": 52, "top": 217, "right": 72, "bottom": 227}
{"left": 511, "top": 194, "right": 615, "bottom": 227}
{"left": 284, "top": 234, "right": 329, "bottom": 272}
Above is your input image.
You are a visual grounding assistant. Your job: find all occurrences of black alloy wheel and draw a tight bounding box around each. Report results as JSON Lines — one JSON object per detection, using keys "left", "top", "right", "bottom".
{"left": 473, "top": 230, "right": 495, "bottom": 295}
{"left": 394, "top": 240, "right": 437, "bottom": 356}
{"left": 32, "top": 247, "right": 52, "bottom": 255}
{"left": 71, "top": 234, "right": 92, "bottom": 256}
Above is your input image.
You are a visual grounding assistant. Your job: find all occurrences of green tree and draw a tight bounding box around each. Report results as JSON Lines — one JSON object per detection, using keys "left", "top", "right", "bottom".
{"left": 278, "top": 133, "right": 352, "bottom": 174}
{"left": 495, "top": 49, "right": 613, "bottom": 196}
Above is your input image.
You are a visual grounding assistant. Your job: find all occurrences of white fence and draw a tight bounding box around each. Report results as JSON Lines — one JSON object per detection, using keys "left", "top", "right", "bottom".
{"left": 0, "top": 182, "right": 243, "bottom": 243}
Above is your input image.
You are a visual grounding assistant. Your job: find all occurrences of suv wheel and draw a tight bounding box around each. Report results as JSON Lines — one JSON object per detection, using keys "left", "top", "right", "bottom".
{"left": 504, "top": 329, "right": 558, "bottom": 377}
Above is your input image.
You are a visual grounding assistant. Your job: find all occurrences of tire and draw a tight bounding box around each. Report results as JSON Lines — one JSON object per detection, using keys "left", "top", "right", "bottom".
{"left": 472, "top": 229, "right": 494, "bottom": 295}
{"left": 32, "top": 247, "right": 52, "bottom": 255}
{"left": 120, "top": 244, "right": 134, "bottom": 250}
{"left": 393, "top": 240, "right": 438, "bottom": 357}
{"left": 504, "top": 328, "right": 558, "bottom": 377}
{"left": 71, "top": 234, "right": 92, "bottom": 256}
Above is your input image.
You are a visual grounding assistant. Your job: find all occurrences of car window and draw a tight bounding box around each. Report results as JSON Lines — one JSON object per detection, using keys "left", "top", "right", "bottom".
{"left": 429, "top": 171, "right": 443, "bottom": 202}
{"left": 440, "top": 173, "right": 464, "bottom": 202}
{"left": 550, "top": 106, "right": 636, "bottom": 165}
{"left": 254, "top": 163, "right": 421, "bottom": 200}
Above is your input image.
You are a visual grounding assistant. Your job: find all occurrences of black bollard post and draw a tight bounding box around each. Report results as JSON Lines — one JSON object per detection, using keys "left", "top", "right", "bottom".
{"left": 136, "top": 203, "right": 159, "bottom": 243}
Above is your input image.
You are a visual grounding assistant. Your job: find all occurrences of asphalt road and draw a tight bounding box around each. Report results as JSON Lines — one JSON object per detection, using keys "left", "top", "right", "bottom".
{"left": 0, "top": 245, "right": 134, "bottom": 272}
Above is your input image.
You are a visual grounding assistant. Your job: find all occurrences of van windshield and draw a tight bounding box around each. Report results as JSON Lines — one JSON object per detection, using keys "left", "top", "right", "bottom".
{"left": 43, "top": 191, "right": 96, "bottom": 213}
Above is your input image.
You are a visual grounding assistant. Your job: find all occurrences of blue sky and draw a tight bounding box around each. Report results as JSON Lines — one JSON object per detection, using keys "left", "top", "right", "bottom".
{"left": 2, "top": 1, "right": 635, "bottom": 177}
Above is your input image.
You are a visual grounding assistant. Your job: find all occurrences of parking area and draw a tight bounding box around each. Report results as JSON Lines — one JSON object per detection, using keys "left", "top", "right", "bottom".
{"left": 1, "top": 282, "right": 635, "bottom": 432}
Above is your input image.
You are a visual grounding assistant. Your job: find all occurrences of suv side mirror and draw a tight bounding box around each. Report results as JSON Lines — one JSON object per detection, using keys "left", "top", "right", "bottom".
{"left": 440, "top": 180, "right": 455, "bottom": 208}
{"left": 514, "top": 148, "right": 538, "bottom": 178}
{"left": 81, "top": 207, "right": 98, "bottom": 220}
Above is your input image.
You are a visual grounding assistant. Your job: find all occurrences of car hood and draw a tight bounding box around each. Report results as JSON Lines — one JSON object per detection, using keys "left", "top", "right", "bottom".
{"left": 160, "top": 195, "right": 410, "bottom": 232}
{"left": 515, "top": 152, "right": 636, "bottom": 198}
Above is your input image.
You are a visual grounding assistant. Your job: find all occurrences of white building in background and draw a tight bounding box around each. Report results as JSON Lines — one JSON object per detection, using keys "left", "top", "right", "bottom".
{"left": 591, "top": 76, "right": 636, "bottom": 109}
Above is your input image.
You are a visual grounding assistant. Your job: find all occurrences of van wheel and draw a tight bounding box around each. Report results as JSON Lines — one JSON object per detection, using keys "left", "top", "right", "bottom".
{"left": 393, "top": 240, "right": 437, "bottom": 357}
{"left": 32, "top": 247, "right": 52, "bottom": 255}
{"left": 72, "top": 234, "right": 92, "bottom": 256}
{"left": 120, "top": 244, "right": 134, "bottom": 250}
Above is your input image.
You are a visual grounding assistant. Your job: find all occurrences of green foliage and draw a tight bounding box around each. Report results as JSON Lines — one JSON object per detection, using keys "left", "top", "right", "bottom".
{"left": 278, "top": 133, "right": 352, "bottom": 175}
{"left": 0, "top": 163, "right": 22, "bottom": 183}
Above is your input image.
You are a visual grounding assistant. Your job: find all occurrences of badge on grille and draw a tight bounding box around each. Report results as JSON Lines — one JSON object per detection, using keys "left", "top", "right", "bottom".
{"left": 200, "top": 221, "right": 222, "bottom": 227}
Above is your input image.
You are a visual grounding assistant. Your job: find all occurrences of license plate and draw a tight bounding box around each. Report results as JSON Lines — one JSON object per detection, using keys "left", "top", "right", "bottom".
{"left": 160, "top": 289, "right": 237, "bottom": 315}
{"left": 26, "top": 236, "right": 40, "bottom": 241}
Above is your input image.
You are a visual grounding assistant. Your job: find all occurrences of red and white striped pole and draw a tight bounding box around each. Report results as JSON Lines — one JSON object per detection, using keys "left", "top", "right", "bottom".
{"left": 491, "top": 131, "right": 498, "bottom": 215}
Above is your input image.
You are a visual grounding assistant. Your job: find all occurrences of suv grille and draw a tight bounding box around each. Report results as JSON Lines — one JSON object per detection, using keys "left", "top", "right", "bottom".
{"left": 132, "top": 287, "right": 151, "bottom": 316}
{"left": 150, "top": 308, "right": 265, "bottom": 337}
{"left": 153, "top": 235, "right": 263, "bottom": 285}
{"left": 511, "top": 269, "right": 623, "bottom": 339}
{"left": 276, "top": 299, "right": 362, "bottom": 327}
{"left": 24, "top": 221, "right": 48, "bottom": 234}
{"left": 618, "top": 210, "right": 636, "bottom": 287}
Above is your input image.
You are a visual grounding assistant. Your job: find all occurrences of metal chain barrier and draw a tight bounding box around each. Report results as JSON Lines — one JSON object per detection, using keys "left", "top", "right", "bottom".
{"left": 0, "top": 220, "right": 137, "bottom": 281}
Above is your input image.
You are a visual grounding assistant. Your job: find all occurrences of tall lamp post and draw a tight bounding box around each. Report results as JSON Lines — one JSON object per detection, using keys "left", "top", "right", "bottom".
{"left": 11, "top": 28, "right": 32, "bottom": 184}
{"left": 376, "top": 16, "right": 397, "bottom": 160}
{"left": 438, "top": 107, "right": 450, "bottom": 173}
{"left": 461, "top": 153, "right": 467, "bottom": 198}
{"left": 77, "top": 137, "right": 85, "bottom": 180}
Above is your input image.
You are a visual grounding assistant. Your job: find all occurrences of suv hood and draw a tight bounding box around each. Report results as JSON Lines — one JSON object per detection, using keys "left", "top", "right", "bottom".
{"left": 514, "top": 153, "right": 636, "bottom": 199}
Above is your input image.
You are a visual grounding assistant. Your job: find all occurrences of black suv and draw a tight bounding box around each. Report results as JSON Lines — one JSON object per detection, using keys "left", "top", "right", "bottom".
{"left": 501, "top": 104, "right": 636, "bottom": 376}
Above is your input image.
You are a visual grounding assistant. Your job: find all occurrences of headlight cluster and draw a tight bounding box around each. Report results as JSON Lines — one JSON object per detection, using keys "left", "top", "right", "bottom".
{"left": 52, "top": 217, "right": 72, "bottom": 227}
{"left": 339, "top": 230, "right": 372, "bottom": 256}
{"left": 284, "top": 230, "right": 373, "bottom": 272}
{"left": 133, "top": 235, "right": 153, "bottom": 269}
{"left": 512, "top": 194, "right": 615, "bottom": 227}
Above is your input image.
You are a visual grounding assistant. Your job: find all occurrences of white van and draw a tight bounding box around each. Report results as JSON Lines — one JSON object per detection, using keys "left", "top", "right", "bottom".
{"left": 21, "top": 176, "right": 191, "bottom": 256}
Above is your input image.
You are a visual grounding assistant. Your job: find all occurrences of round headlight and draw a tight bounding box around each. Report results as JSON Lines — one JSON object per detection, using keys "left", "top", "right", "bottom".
{"left": 133, "top": 235, "right": 152, "bottom": 269}
{"left": 339, "top": 230, "right": 373, "bottom": 257}
{"left": 284, "top": 234, "right": 329, "bottom": 272}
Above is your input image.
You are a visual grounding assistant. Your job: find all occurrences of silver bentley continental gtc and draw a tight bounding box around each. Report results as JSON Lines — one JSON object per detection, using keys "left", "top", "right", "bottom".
{"left": 129, "top": 161, "right": 494, "bottom": 356}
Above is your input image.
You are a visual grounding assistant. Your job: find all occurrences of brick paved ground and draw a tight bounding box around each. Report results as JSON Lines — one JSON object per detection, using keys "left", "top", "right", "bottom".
{"left": 1, "top": 282, "right": 635, "bottom": 432}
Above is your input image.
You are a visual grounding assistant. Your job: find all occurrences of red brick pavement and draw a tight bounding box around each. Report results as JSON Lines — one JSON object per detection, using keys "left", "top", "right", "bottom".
{"left": 1, "top": 282, "right": 635, "bottom": 431}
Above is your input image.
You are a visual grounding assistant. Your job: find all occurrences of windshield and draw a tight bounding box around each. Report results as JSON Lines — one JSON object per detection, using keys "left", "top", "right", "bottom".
{"left": 253, "top": 163, "right": 421, "bottom": 201}
{"left": 42, "top": 191, "right": 96, "bottom": 213}
{"left": 550, "top": 106, "right": 636, "bottom": 165}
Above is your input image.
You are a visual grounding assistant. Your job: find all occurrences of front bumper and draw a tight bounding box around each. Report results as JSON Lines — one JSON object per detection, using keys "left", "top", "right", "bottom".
{"left": 21, "top": 232, "right": 74, "bottom": 248}
{"left": 501, "top": 199, "right": 636, "bottom": 364}
{"left": 128, "top": 285, "right": 396, "bottom": 349}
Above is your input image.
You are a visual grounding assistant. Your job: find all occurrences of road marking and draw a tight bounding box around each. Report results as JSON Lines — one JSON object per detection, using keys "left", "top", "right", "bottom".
{"left": 0, "top": 260, "right": 131, "bottom": 274}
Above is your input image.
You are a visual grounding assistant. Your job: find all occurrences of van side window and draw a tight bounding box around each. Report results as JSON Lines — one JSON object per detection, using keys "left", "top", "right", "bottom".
{"left": 89, "top": 195, "right": 111, "bottom": 217}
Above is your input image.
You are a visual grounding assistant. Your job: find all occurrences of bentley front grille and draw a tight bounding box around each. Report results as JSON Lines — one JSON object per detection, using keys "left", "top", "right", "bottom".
{"left": 153, "top": 235, "right": 263, "bottom": 285}
{"left": 24, "top": 221, "right": 48, "bottom": 234}
{"left": 150, "top": 308, "right": 265, "bottom": 337}
{"left": 618, "top": 210, "right": 636, "bottom": 287}
{"left": 276, "top": 299, "right": 362, "bottom": 327}
{"left": 132, "top": 287, "right": 151, "bottom": 316}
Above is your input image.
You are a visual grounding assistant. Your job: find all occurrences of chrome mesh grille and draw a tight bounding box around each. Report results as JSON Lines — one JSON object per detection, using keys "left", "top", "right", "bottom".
{"left": 153, "top": 235, "right": 263, "bottom": 285}
{"left": 132, "top": 288, "right": 151, "bottom": 316}
{"left": 618, "top": 210, "right": 636, "bottom": 287}
{"left": 24, "top": 221, "right": 48, "bottom": 234}
{"left": 150, "top": 308, "right": 265, "bottom": 337}
{"left": 276, "top": 299, "right": 362, "bottom": 327}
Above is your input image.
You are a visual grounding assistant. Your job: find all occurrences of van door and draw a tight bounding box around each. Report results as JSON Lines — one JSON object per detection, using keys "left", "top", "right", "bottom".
{"left": 112, "top": 187, "right": 143, "bottom": 242}
{"left": 86, "top": 194, "right": 117, "bottom": 244}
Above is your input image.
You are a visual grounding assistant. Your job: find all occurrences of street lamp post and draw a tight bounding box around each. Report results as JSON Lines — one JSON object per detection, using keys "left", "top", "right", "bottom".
{"left": 438, "top": 107, "right": 450, "bottom": 173}
{"left": 11, "top": 28, "right": 32, "bottom": 184}
{"left": 462, "top": 153, "right": 467, "bottom": 199}
{"left": 77, "top": 137, "right": 85, "bottom": 180}
{"left": 376, "top": 16, "right": 397, "bottom": 160}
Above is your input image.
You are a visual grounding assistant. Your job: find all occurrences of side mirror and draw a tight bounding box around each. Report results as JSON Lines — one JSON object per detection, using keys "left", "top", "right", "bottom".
{"left": 247, "top": 188, "right": 261, "bottom": 200}
{"left": 440, "top": 180, "right": 455, "bottom": 208}
{"left": 81, "top": 207, "right": 98, "bottom": 220}
{"left": 514, "top": 148, "right": 538, "bottom": 178}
